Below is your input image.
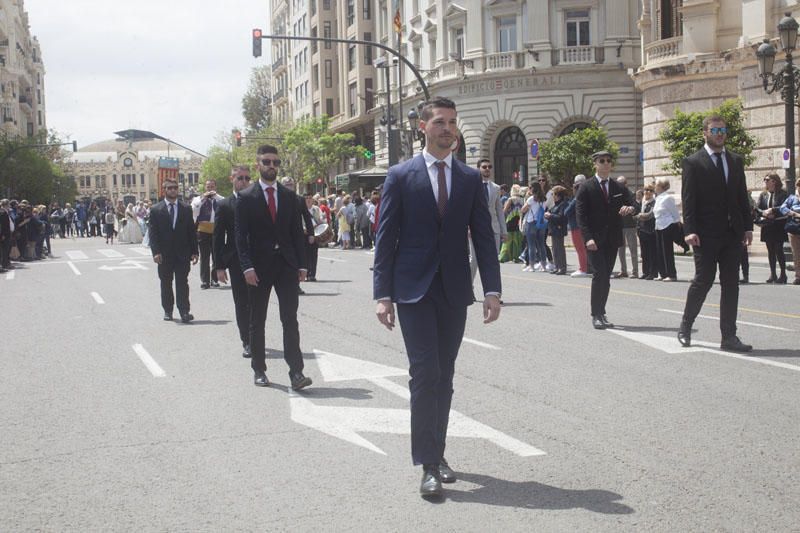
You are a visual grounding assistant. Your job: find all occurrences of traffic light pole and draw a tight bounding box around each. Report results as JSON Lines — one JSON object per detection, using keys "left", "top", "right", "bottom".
{"left": 255, "top": 33, "right": 431, "bottom": 101}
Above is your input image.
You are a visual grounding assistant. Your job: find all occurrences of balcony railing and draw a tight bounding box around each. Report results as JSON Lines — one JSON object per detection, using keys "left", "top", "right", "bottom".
{"left": 272, "top": 56, "right": 286, "bottom": 71}
{"left": 557, "top": 46, "right": 598, "bottom": 65}
{"left": 644, "top": 36, "right": 683, "bottom": 64}
{"left": 484, "top": 51, "right": 526, "bottom": 71}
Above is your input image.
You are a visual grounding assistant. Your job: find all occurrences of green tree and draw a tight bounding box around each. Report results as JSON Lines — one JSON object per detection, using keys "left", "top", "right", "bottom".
{"left": 1, "top": 130, "right": 76, "bottom": 203}
{"left": 281, "top": 116, "right": 364, "bottom": 185}
{"left": 538, "top": 123, "right": 619, "bottom": 186}
{"left": 659, "top": 98, "right": 758, "bottom": 174}
{"left": 241, "top": 66, "right": 272, "bottom": 133}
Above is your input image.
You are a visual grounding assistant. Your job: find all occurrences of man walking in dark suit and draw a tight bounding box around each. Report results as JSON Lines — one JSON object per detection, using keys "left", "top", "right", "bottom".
{"left": 575, "top": 151, "right": 637, "bottom": 330}
{"left": 373, "top": 97, "right": 502, "bottom": 499}
{"left": 678, "top": 115, "right": 753, "bottom": 352}
{"left": 213, "top": 166, "right": 253, "bottom": 358}
{"left": 149, "top": 178, "right": 199, "bottom": 323}
{"left": 235, "top": 145, "right": 312, "bottom": 390}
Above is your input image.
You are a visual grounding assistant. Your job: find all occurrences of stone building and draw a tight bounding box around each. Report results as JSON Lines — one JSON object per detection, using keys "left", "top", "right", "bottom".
{"left": 634, "top": 0, "right": 799, "bottom": 189}
{"left": 0, "top": 0, "right": 46, "bottom": 139}
{"left": 63, "top": 130, "right": 205, "bottom": 207}
{"left": 270, "top": 0, "right": 644, "bottom": 188}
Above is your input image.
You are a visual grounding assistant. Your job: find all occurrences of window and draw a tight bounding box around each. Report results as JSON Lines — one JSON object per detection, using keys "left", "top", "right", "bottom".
{"left": 364, "top": 32, "right": 373, "bottom": 64}
{"left": 326, "top": 98, "right": 334, "bottom": 116}
{"left": 349, "top": 82, "right": 357, "bottom": 116}
{"left": 348, "top": 44, "right": 356, "bottom": 71}
{"left": 363, "top": 0, "right": 371, "bottom": 20}
{"left": 364, "top": 77, "right": 373, "bottom": 109}
{"left": 324, "top": 59, "right": 333, "bottom": 87}
{"left": 27, "top": 122, "right": 33, "bottom": 136}
{"left": 497, "top": 16, "right": 516, "bottom": 52}
{"left": 141, "top": 174, "right": 145, "bottom": 185}
{"left": 323, "top": 21, "right": 332, "bottom": 49}
{"left": 313, "top": 64, "right": 319, "bottom": 90}
{"left": 658, "top": 0, "right": 683, "bottom": 39}
{"left": 347, "top": 0, "right": 355, "bottom": 26}
{"left": 113, "top": 175, "right": 117, "bottom": 186}
{"left": 37, "top": 110, "right": 42, "bottom": 126}
{"left": 566, "top": 10, "right": 590, "bottom": 47}
{"left": 452, "top": 27, "right": 464, "bottom": 58}
{"left": 311, "top": 27, "right": 317, "bottom": 54}
{"left": 37, "top": 89, "right": 41, "bottom": 104}
{"left": 323, "top": 0, "right": 330, "bottom": 9}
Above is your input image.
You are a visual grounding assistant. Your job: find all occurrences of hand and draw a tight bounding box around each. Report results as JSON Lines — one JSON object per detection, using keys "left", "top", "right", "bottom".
{"left": 743, "top": 231, "right": 753, "bottom": 247}
{"left": 191, "top": 254, "right": 198, "bottom": 265}
{"left": 307, "top": 235, "right": 315, "bottom": 244}
{"left": 544, "top": 212, "right": 552, "bottom": 219}
{"left": 153, "top": 253, "right": 162, "bottom": 264}
{"left": 685, "top": 233, "right": 700, "bottom": 247}
{"left": 483, "top": 294, "right": 501, "bottom": 324}
{"left": 216, "top": 269, "right": 228, "bottom": 284}
{"left": 244, "top": 270, "right": 259, "bottom": 286}
{"left": 376, "top": 300, "right": 395, "bottom": 331}
{"left": 586, "top": 239, "right": 598, "bottom": 251}
{"left": 619, "top": 206, "right": 635, "bottom": 216}
{"left": 500, "top": 234, "right": 508, "bottom": 242}
{"left": 298, "top": 269, "right": 307, "bottom": 282}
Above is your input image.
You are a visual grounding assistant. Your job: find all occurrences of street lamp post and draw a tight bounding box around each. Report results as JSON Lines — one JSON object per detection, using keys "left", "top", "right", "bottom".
{"left": 756, "top": 12, "right": 800, "bottom": 193}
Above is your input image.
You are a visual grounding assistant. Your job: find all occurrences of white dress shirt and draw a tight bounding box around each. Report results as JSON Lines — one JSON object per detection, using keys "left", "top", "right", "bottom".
{"left": 704, "top": 144, "right": 729, "bottom": 181}
{"left": 422, "top": 149, "right": 452, "bottom": 203}
{"left": 258, "top": 179, "right": 279, "bottom": 211}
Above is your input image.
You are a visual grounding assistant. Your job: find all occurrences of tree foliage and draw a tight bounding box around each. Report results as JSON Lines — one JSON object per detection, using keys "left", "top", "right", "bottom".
{"left": 1, "top": 130, "right": 77, "bottom": 204}
{"left": 659, "top": 99, "right": 758, "bottom": 173}
{"left": 538, "top": 123, "right": 619, "bottom": 186}
{"left": 241, "top": 66, "right": 272, "bottom": 133}
{"left": 281, "top": 116, "right": 364, "bottom": 184}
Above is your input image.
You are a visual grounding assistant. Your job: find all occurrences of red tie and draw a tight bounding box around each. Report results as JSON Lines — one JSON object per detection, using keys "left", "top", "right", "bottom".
{"left": 435, "top": 161, "right": 448, "bottom": 217}
{"left": 600, "top": 180, "right": 608, "bottom": 203}
{"left": 266, "top": 187, "right": 276, "bottom": 223}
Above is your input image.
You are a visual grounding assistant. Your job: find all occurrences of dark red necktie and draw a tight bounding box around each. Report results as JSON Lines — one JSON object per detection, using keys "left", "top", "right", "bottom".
{"left": 435, "top": 161, "right": 448, "bottom": 217}
{"left": 266, "top": 187, "right": 276, "bottom": 223}
{"left": 600, "top": 180, "right": 608, "bottom": 203}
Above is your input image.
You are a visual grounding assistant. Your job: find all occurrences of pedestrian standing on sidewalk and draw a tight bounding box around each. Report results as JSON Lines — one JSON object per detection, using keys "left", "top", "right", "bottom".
{"left": 779, "top": 178, "right": 800, "bottom": 285}
{"left": 755, "top": 172, "right": 789, "bottom": 283}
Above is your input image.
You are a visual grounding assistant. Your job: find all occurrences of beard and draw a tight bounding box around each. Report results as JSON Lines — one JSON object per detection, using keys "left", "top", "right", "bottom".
{"left": 259, "top": 168, "right": 277, "bottom": 182}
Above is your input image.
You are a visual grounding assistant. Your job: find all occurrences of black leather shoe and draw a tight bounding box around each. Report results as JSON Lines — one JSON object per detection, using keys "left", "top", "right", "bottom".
{"left": 739, "top": 278, "right": 749, "bottom": 284}
{"left": 298, "top": 287, "right": 305, "bottom": 295}
{"left": 439, "top": 458, "right": 456, "bottom": 484}
{"left": 180, "top": 313, "right": 194, "bottom": 323}
{"left": 777, "top": 274, "right": 788, "bottom": 284}
{"left": 766, "top": 276, "right": 776, "bottom": 284}
{"left": 678, "top": 328, "right": 691, "bottom": 347}
{"left": 290, "top": 371, "right": 312, "bottom": 390}
{"left": 200, "top": 283, "right": 210, "bottom": 290}
{"left": 242, "top": 344, "right": 252, "bottom": 358}
{"left": 720, "top": 336, "right": 752, "bottom": 353}
{"left": 600, "top": 315, "right": 614, "bottom": 328}
{"left": 592, "top": 316, "right": 606, "bottom": 330}
{"left": 254, "top": 371, "right": 270, "bottom": 387}
{"left": 163, "top": 312, "right": 173, "bottom": 321}
{"left": 420, "top": 465, "right": 443, "bottom": 499}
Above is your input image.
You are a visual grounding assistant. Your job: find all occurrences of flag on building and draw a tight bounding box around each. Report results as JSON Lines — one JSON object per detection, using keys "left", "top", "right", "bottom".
{"left": 393, "top": 9, "right": 402, "bottom": 33}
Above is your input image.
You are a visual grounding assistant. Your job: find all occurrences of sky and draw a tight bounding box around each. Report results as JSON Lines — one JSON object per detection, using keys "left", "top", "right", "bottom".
{"left": 25, "top": 0, "right": 270, "bottom": 156}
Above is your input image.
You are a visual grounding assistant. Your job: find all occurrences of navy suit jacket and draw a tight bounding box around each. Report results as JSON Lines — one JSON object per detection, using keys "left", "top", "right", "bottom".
{"left": 373, "top": 154, "right": 501, "bottom": 306}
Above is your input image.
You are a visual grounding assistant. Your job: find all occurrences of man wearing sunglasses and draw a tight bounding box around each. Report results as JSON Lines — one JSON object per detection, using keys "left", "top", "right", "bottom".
{"left": 575, "top": 150, "right": 637, "bottom": 330}
{"left": 235, "top": 145, "right": 312, "bottom": 390}
{"left": 678, "top": 115, "right": 753, "bottom": 353}
{"left": 469, "top": 158, "right": 507, "bottom": 285}
{"left": 213, "top": 166, "right": 254, "bottom": 358}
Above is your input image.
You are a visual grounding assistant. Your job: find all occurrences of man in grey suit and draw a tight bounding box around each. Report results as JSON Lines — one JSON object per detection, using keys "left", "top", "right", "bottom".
{"left": 470, "top": 158, "right": 507, "bottom": 283}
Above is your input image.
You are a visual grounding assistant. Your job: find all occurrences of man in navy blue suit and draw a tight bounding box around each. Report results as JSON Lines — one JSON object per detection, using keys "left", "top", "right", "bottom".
{"left": 373, "top": 97, "right": 502, "bottom": 499}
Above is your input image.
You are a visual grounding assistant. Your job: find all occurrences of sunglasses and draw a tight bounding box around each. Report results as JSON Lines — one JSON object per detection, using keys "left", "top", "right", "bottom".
{"left": 480, "top": 165, "right": 492, "bottom": 169}
{"left": 538, "top": 178, "right": 547, "bottom": 182}
{"left": 709, "top": 127, "right": 727, "bottom": 135}
{"left": 260, "top": 158, "right": 281, "bottom": 167}
{"left": 596, "top": 158, "right": 613, "bottom": 164}
{"left": 165, "top": 186, "right": 179, "bottom": 190}
{"left": 236, "top": 175, "right": 251, "bottom": 181}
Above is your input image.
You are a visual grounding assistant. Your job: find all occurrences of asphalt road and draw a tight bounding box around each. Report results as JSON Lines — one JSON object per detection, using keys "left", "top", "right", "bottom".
{"left": 2, "top": 236, "right": 798, "bottom": 532}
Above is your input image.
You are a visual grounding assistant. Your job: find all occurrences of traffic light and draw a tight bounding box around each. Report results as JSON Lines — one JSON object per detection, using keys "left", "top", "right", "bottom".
{"left": 72, "top": 141, "right": 78, "bottom": 152}
{"left": 252, "top": 29, "right": 262, "bottom": 58}
{"left": 233, "top": 129, "right": 242, "bottom": 147}
{"left": 363, "top": 148, "right": 374, "bottom": 159}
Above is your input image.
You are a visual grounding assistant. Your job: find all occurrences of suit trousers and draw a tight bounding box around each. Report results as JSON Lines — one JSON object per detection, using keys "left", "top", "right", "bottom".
{"left": 618, "top": 228, "right": 639, "bottom": 275}
{"left": 681, "top": 230, "right": 741, "bottom": 338}
{"left": 248, "top": 255, "right": 304, "bottom": 375}
{"left": 305, "top": 241, "right": 318, "bottom": 279}
{"left": 638, "top": 231, "right": 657, "bottom": 278}
{"left": 397, "top": 273, "right": 467, "bottom": 465}
{"left": 587, "top": 244, "right": 617, "bottom": 317}
{"left": 1, "top": 237, "right": 10, "bottom": 267}
{"left": 158, "top": 259, "right": 191, "bottom": 314}
{"left": 197, "top": 232, "right": 217, "bottom": 285}
{"left": 228, "top": 261, "right": 251, "bottom": 346}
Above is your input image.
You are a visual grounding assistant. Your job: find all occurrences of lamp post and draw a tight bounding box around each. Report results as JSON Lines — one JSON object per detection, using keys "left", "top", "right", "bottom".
{"left": 756, "top": 12, "right": 800, "bottom": 193}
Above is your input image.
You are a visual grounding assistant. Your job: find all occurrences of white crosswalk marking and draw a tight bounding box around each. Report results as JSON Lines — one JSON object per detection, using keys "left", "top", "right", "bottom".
{"left": 130, "top": 248, "right": 152, "bottom": 256}
{"left": 5, "top": 270, "right": 14, "bottom": 280}
{"left": 97, "top": 249, "right": 125, "bottom": 258}
{"left": 65, "top": 250, "right": 88, "bottom": 260}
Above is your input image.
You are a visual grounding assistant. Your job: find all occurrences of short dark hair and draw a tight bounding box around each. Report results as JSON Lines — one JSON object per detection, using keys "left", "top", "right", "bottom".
{"left": 257, "top": 144, "right": 278, "bottom": 156}
{"left": 477, "top": 158, "right": 491, "bottom": 168}
{"left": 702, "top": 114, "right": 726, "bottom": 130}
{"left": 499, "top": 184, "right": 508, "bottom": 192}
{"left": 163, "top": 177, "right": 178, "bottom": 186}
{"left": 420, "top": 97, "right": 456, "bottom": 121}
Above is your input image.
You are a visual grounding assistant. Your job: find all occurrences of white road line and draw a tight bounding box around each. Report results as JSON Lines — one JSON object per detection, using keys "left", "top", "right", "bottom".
{"left": 90, "top": 292, "right": 105, "bottom": 304}
{"left": 462, "top": 337, "right": 502, "bottom": 350}
{"left": 5, "top": 270, "right": 14, "bottom": 280}
{"left": 132, "top": 344, "right": 166, "bottom": 377}
{"left": 130, "top": 248, "right": 152, "bottom": 256}
{"left": 657, "top": 308, "right": 794, "bottom": 332}
{"left": 65, "top": 250, "right": 88, "bottom": 260}
{"left": 67, "top": 261, "right": 81, "bottom": 276}
{"left": 98, "top": 249, "right": 125, "bottom": 258}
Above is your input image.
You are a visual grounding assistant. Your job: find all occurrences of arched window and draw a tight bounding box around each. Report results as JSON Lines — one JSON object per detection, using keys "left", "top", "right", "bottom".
{"left": 493, "top": 126, "right": 527, "bottom": 186}
{"left": 559, "top": 121, "right": 591, "bottom": 136}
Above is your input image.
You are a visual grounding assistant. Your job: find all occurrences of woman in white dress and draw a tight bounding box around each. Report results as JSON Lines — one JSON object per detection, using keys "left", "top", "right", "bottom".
{"left": 119, "top": 203, "right": 143, "bottom": 244}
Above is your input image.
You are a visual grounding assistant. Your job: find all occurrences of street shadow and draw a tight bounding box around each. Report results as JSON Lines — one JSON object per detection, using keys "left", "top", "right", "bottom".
{"left": 748, "top": 348, "right": 800, "bottom": 359}
{"left": 299, "top": 293, "right": 341, "bottom": 297}
{"left": 294, "top": 386, "right": 374, "bottom": 400}
{"left": 444, "top": 472, "right": 634, "bottom": 514}
{"left": 182, "top": 319, "right": 231, "bottom": 326}
{"left": 612, "top": 325, "right": 690, "bottom": 333}
{"left": 310, "top": 279, "right": 352, "bottom": 284}
{"left": 497, "top": 302, "right": 553, "bottom": 308}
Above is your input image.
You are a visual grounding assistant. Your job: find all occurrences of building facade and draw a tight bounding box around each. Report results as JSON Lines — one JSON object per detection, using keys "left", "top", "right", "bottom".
{"left": 63, "top": 130, "right": 205, "bottom": 207}
{"left": 634, "top": 0, "right": 798, "bottom": 189}
{"left": 0, "top": 0, "right": 46, "bottom": 139}
{"left": 270, "top": 0, "right": 644, "bottom": 187}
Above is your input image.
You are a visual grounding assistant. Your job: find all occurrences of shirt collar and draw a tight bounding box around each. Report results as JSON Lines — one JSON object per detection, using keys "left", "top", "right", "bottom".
{"left": 595, "top": 174, "right": 609, "bottom": 183}
{"left": 423, "top": 149, "right": 453, "bottom": 169}
{"left": 259, "top": 179, "right": 277, "bottom": 191}
{"left": 704, "top": 144, "right": 726, "bottom": 157}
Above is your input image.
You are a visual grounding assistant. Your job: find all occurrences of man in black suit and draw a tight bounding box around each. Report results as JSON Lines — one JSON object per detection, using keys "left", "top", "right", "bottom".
{"left": 678, "top": 115, "right": 753, "bottom": 352}
{"left": 214, "top": 165, "right": 253, "bottom": 358}
{"left": 576, "top": 151, "right": 637, "bottom": 330}
{"left": 149, "top": 177, "right": 199, "bottom": 323}
{"left": 235, "top": 145, "right": 312, "bottom": 390}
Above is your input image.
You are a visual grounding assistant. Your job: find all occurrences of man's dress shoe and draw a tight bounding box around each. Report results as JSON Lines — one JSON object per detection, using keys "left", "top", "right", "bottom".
{"left": 600, "top": 315, "right": 614, "bottom": 328}
{"left": 720, "top": 336, "right": 752, "bottom": 353}
{"left": 439, "top": 458, "right": 456, "bottom": 484}
{"left": 290, "top": 372, "right": 312, "bottom": 391}
{"left": 592, "top": 316, "right": 606, "bottom": 330}
{"left": 242, "top": 344, "right": 252, "bottom": 358}
{"left": 254, "top": 371, "right": 270, "bottom": 387}
{"left": 677, "top": 328, "right": 691, "bottom": 347}
{"left": 163, "top": 313, "right": 173, "bottom": 321}
{"left": 200, "top": 283, "right": 210, "bottom": 290}
{"left": 180, "top": 313, "right": 194, "bottom": 323}
{"left": 420, "top": 465, "right": 443, "bottom": 499}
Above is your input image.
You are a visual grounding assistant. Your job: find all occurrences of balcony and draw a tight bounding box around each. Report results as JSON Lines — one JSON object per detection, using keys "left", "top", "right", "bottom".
{"left": 273, "top": 87, "right": 287, "bottom": 101}
{"left": 554, "top": 46, "right": 602, "bottom": 65}
{"left": 272, "top": 55, "right": 286, "bottom": 72}
{"left": 19, "top": 94, "right": 32, "bottom": 110}
{"left": 484, "top": 51, "right": 526, "bottom": 71}
{"left": 644, "top": 36, "right": 683, "bottom": 65}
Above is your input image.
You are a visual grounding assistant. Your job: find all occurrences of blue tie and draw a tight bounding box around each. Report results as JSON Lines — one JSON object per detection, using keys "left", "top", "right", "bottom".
{"left": 168, "top": 203, "right": 175, "bottom": 229}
